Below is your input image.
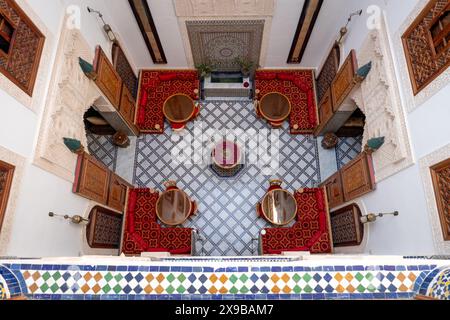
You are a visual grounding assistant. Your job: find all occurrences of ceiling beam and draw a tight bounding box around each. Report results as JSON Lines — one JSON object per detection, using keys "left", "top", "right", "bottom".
{"left": 128, "top": 0, "right": 167, "bottom": 64}
{"left": 287, "top": 0, "right": 324, "bottom": 64}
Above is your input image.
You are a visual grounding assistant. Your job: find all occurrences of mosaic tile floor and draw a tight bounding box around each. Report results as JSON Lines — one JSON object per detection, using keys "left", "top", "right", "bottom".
{"left": 133, "top": 101, "right": 321, "bottom": 256}
{"left": 335, "top": 136, "right": 363, "bottom": 170}
{"left": 85, "top": 101, "right": 363, "bottom": 257}
{"left": 87, "top": 134, "right": 118, "bottom": 172}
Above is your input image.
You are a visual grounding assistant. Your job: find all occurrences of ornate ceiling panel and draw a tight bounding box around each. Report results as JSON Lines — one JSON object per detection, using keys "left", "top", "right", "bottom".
{"left": 186, "top": 20, "right": 265, "bottom": 71}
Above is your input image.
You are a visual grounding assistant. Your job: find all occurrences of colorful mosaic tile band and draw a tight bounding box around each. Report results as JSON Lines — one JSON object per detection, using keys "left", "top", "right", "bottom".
{"left": 0, "top": 260, "right": 448, "bottom": 300}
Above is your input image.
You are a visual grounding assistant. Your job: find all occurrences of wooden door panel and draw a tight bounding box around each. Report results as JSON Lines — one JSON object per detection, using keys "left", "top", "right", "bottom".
{"left": 341, "top": 153, "right": 376, "bottom": 201}
{"left": 331, "top": 50, "right": 358, "bottom": 111}
{"left": 108, "top": 174, "right": 131, "bottom": 212}
{"left": 94, "top": 46, "right": 122, "bottom": 109}
{"left": 119, "top": 84, "right": 136, "bottom": 125}
{"left": 319, "top": 88, "right": 333, "bottom": 125}
{"left": 75, "top": 153, "right": 110, "bottom": 205}
{"left": 322, "top": 172, "right": 344, "bottom": 209}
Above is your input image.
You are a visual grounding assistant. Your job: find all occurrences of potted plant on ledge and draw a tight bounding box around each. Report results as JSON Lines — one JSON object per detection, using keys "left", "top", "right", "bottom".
{"left": 235, "top": 57, "right": 256, "bottom": 77}
{"left": 195, "top": 61, "right": 215, "bottom": 79}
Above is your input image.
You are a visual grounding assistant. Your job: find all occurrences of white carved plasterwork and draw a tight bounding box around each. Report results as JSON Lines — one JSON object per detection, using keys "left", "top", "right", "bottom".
{"left": 419, "top": 143, "right": 450, "bottom": 254}
{"left": 393, "top": 0, "right": 450, "bottom": 112}
{"left": 34, "top": 23, "right": 104, "bottom": 182}
{"left": 0, "top": 146, "right": 25, "bottom": 255}
{"left": 0, "top": 0, "right": 53, "bottom": 113}
{"left": 174, "top": 0, "right": 275, "bottom": 17}
{"left": 352, "top": 14, "right": 414, "bottom": 182}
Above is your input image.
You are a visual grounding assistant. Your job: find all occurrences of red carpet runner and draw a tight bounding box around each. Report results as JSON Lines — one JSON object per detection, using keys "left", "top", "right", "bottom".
{"left": 137, "top": 70, "right": 200, "bottom": 133}
{"left": 261, "top": 188, "right": 333, "bottom": 254}
{"left": 255, "top": 70, "right": 318, "bottom": 134}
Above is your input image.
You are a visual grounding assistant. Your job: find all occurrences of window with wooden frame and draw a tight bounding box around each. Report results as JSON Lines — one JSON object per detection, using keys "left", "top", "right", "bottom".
{"left": 0, "top": 0, "right": 45, "bottom": 96}
{"left": 0, "top": 12, "right": 14, "bottom": 55}
{"left": 402, "top": 0, "right": 450, "bottom": 95}
{"left": 430, "top": 158, "right": 450, "bottom": 241}
{"left": 429, "top": 2, "right": 450, "bottom": 56}
{"left": 0, "top": 160, "right": 15, "bottom": 233}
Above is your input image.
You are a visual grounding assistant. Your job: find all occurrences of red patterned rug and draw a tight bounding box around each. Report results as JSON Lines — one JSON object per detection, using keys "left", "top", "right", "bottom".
{"left": 137, "top": 70, "right": 200, "bottom": 133}
{"left": 261, "top": 188, "right": 333, "bottom": 254}
{"left": 255, "top": 70, "right": 318, "bottom": 134}
{"left": 121, "top": 188, "right": 192, "bottom": 255}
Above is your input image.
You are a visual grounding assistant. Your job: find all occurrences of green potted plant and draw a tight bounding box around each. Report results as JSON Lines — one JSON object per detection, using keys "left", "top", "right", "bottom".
{"left": 235, "top": 57, "right": 256, "bottom": 77}
{"left": 195, "top": 61, "right": 215, "bottom": 79}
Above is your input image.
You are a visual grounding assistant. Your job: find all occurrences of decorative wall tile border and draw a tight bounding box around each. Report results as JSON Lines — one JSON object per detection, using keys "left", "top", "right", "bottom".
{"left": 1, "top": 262, "right": 446, "bottom": 300}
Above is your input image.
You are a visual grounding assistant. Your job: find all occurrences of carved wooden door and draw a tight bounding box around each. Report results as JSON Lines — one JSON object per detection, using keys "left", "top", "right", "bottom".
{"left": 341, "top": 152, "right": 376, "bottom": 201}
{"left": 322, "top": 171, "right": 344, "bottom": 209}
{"left": 119, "top": 84, "right": 136, "bottom": 126}
{"left": 107, "top": 174, "right": 131, "bottom": 213}
{"left": 94, "top": 46, "right": 123, "bottom": 109}
{"left": 74, "top": 153, "right": 110, "bottom": 205}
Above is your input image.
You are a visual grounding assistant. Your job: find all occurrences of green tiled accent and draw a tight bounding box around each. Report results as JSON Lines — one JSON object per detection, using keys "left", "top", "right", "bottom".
{"left": 304, "top": 285, "right": 313, "bottom": 293}
{"left": 293, "top": 285, "right": 302, "bottom": 293}
{"left": 365, "top": 273, "right": 374, "bottom": 281}
{"left": 367, "top": 284, "right": 376, "bottom": 292}
{"left": 166, "top": 285, "right": 175, "bottom": 294}
{"left": 357, "top": 285, "right": 365, "bottom": 293}
{"left": 52, "top": 272, "right": 61, "bottom": 281}
{"left": 113, "top": 284, "right": 122, "bottom": 294}
{"left": 102, "top": 284, "right": 111, "bottom": 293}
{"left": 114, "top": 274, "right": 123, "bottom": 282}
{"left": 292, "top": 274, "right": 301, "bottom": 283}
{"left": 40, "top": 283, "right": 49, "bottom": 292}
{"left": 166, "top": 274, "right": 175, "bottom": 283}
{"left": 177, "top": 274, "right": 186, "bottom": 282}
{"left": 229, "top": 275, "right": 238, "bottom": 284}
{"left": 229, "top": 286, "right": 239, "bottom": 294}
{"left": 42, "top": 272, "right": 51, "bottom": 281}
{"left": 176, "top": 285, "right": 186, "bottom": 294}
{"left": 50, "top": 283, "right": 59, "bottom": 293}
{"left": 355, "top": 273, "right": 364, "bottom": 282}
{"left": 239, "top": 274, "right": 248, "bottom": 283}
{"left": 303, "top": 274, "right": 312, "bottom": 282}
{"left": 240, "top": 286, "right": 249, "bottom": 294}
{"left": 104, "top": 273, "right": 113, "bottom": 282}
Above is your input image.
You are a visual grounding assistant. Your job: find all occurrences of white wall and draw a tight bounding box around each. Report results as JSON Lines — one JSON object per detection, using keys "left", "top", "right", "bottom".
{"left": 305, "top": 0, "right": 449, "bottom": 255}
{"left": 0, "top": 0, "right": 140, "bottom": 257}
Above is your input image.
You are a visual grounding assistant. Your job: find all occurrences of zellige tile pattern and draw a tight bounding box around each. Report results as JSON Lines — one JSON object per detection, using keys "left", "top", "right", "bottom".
{"left": 133, "top": 101, "right": 321, "bottom": 256}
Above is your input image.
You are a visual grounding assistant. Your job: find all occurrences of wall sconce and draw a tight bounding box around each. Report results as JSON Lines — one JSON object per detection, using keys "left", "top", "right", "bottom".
{"left": 87, "top": 6, "right": 117, "bottom": 43}
{"left": 336, "top": 9, "right": 363, "bottom": 45}
{"left": 360, "top": 211, "right": 399, "bottom": 224}
{"left": 49, "top": 212, "right": 89, "bottom": 225}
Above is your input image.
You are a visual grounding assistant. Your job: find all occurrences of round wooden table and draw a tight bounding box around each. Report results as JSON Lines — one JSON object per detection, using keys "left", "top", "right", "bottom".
{"left": 259, "top": 92, "right": 291, "bottom": 123}
{"left": 156, "top": 189, "right": 192, "bottom": 226}
{"left": 261, "top": 189, "right": 297, "bottom": 226}
{"left": 163, "top": 94, "right": 195, "bottom": 124}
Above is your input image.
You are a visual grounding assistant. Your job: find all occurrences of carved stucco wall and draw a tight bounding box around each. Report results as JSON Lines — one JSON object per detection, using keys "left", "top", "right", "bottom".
{"left": 174, "top": 0, "right": 274, "bottom": 69}
{"left": 34, "top": 23, "right": 105, "bottom": 182}
{"left": 352, "top": 14, "right": 414, "bottom": 182}
{"left": 0, "top": 146, "right": 25, "bottom": 255}
{"left": 420, "top": 143, "right": 450, "bottom": 255}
